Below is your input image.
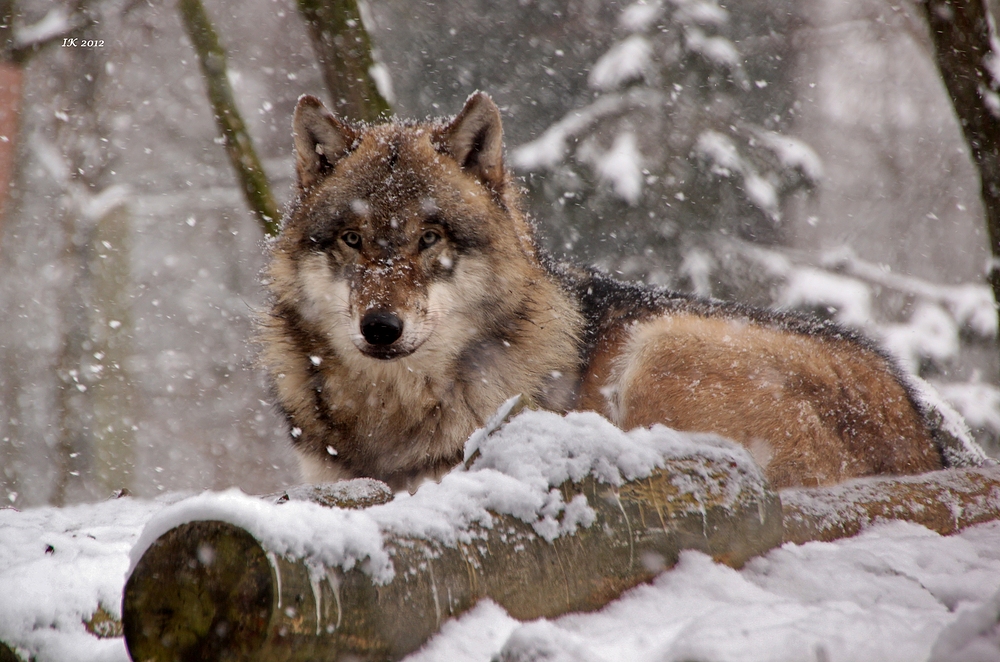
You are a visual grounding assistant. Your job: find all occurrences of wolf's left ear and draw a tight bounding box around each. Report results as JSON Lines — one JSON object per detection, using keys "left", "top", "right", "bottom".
{"left": 437, "top": 92, "right": 506, "bottom": 192}
{"left": 292, "top": 95, "right": 358, "bottom": 191}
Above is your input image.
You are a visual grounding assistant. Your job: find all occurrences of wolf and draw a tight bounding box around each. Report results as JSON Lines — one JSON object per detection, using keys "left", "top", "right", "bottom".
{"left": 259, "top": 91, "right": 944, "bottom": 492}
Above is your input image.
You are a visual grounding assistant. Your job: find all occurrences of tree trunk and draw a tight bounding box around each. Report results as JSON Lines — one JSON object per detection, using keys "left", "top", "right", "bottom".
{"left": 48, "top": 1, "right": 137, "bottom": 505}
{"left": 90, "top": 202, "right": 136, "bottom": 495}
{"left": 178, "top": 0, "right": 281, "bottom": 237}
{"left": 0, "top": 61, "right": 21, "bottom": 230}
{"left": 922, "top": 0, "right": 1000, "bottom": 349}
{"left": 297, "top": 0, "right": 392, "bottom": 122}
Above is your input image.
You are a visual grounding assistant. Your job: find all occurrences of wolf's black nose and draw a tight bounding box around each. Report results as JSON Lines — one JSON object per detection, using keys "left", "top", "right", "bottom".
{"left": 361, "top": 310, "right": 403, "bottom": 346}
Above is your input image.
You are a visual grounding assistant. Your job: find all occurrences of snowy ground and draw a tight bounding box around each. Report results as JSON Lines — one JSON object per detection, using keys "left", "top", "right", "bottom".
{"left": 2, "top": 410, "right": 1000, "bottom": 662}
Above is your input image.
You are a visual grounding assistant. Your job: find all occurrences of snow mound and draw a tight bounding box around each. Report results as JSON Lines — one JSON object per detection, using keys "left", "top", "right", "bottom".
{"left": 929, "top": 585, "right": 1000, "bottom": 662}
{"left": 588, "top": 35, "right": 653, "bottom": 91}
{"left": 0, "top": 496, "right": 179, "bottom": 662}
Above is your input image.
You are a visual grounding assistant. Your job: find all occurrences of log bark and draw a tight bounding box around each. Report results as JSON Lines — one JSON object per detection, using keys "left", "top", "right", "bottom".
{"left": 781, "top": 464, "right": 1000, "bottom": 544}
{"left": 123, "top": 462, "right": 783, "bottom": 661}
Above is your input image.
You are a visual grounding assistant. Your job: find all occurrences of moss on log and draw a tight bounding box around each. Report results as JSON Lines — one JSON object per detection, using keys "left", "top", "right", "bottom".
{"left": 123, "top": 460, "right": 782, "bottom": 661}
{"left": 781, "top": 465, "right": 1000, "bottom": 545}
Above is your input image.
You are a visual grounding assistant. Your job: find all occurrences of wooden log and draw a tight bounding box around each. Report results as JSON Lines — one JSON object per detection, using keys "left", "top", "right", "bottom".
{"left": 781, "top": 465, "right": 1000, "bottom": 545}
{"left": 0, "top": 642, "right": 24, "bottom": 662}
{"left": 123, "top": 458, "right": 783, "bottom": 661}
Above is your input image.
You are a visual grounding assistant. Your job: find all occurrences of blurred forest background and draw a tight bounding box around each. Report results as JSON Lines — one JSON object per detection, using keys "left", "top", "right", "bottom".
{"left": 1, "top": 0, "right": 999, "bottom": 508}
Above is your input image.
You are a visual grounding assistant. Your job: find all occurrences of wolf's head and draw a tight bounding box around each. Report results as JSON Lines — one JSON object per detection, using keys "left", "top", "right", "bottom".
{"left": 268, "top": 93, "right": 543, "bottom": 370}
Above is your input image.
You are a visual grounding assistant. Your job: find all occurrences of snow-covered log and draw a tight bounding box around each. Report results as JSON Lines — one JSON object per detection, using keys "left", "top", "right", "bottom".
{"left": 122, "top": 415, "right": 783, "bottom": 662}
{"left": 109, "top": 405, "right": 1000, "bottom": 662}
{"left": 782, "top": 465, "right": 1000, "bottom": 545}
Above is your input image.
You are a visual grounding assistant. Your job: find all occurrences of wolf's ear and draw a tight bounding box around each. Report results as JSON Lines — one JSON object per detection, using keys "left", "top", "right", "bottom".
{"left": 437, "top": 92, "right": 506, "bottom": 191}
{"left": 292, "top": 95, "right": 357, "bottom": 191}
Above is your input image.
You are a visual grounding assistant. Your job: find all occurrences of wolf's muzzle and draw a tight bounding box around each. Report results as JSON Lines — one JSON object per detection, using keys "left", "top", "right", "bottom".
{"left": 361, "top": 310, "right": 404, "bottom": 346}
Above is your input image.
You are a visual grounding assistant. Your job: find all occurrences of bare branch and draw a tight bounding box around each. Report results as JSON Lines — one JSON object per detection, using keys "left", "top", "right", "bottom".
{"left": 177, "top": 0, "right": 280, "bottom": 237}
{"left": 297, "top": 0, "right": 392, "bottom": 123}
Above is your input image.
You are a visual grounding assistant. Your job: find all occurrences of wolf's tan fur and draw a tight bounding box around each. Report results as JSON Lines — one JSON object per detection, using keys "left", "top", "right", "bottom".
{"left": 260, "top": 92, "right": 941, "bottom": 491}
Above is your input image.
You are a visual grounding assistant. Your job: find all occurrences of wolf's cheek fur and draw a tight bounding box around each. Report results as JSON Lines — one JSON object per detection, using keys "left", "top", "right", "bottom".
{"left": 296, "top": 252, "right": 355, "bottom": 355}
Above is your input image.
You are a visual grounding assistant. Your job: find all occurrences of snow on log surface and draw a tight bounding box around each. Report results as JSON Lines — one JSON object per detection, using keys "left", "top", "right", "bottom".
{"left": 781, "top": 465, "right": 1000, "bottom": 544}
{"left": 122, "top": 408, "right": 783, "bottom": 661}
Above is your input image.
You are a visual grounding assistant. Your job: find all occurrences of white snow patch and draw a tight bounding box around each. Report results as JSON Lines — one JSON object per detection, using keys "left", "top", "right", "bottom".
{"left": 1, "top": 407, "right": 998, "bottom": 662}
{"left": 777, "top": 267, "right": 872, "bottom": 329}
{"left": 620, "top": 1, "right": 663, "bottom": 32}
{"left": 131, "top": 409, "right": 759, "bottom": 583}
{"left": 403, "top": 600, "right": 519, "bottom": 662}
{"left": 80, "top": 185, "right": 131, "bottom": 223}
{"left": 755, "top": 130, "right": 824, "bottom": 183}
{"left": 979, "top": 84, "right": 1000, "bottom": 119}
{"left": 671, "top": 0, "right": 729, "bottom": 27}
{"left": 15, "top": 7, "right": 74, "bottom": 48}
{"left": 588, "top": 35, "right": 653, "bottom": 92}
{"left": 881, "top": 303, "right": 960, "bottom": 373}
{"left": 742, "top": 172, "right": 778, "bottom": 218}
{"left": 0, "top": 496, "right": 181, "bottom": 662}
{"left": 936, "top": 381, "right": 1000, "bottom": 441}
{"left": 510, "top": 90, "right": 664, "bottom": 172}
{"left": 680, "top": 248, "right": 716, "bottom": 297}
{"left": 684, "top": 27, "right": 741, "bottom": 69}
{"left": 928, "top": 584, "right": 1000, "bottom": 662}
{"left": 695, "top": 131, "right": 778, "bottom": 215}
{"left": 945, "top": 283, "right": 997, "bottom": 339}
{"left": 128, "top": 488, "right": 392, "bottom": 580}
{"left": 593, "top": 132, "right": 645, "bottom": 205}
{"left": 369, "top": 62, "right": 396, "bottom": 105}
{"left": 695, "top": 130, "right": 741, "bottom": 177}
{"left": 984, "top": 12, "right": 1000, "bottom": 89}
{"left": 908, "top": 375, "right": 988, "bottom": 469}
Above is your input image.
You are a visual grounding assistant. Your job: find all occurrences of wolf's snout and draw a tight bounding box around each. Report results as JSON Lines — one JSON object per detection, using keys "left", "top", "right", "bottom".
{"left": 361, "top": 310, "right": 404, "bottom": 346}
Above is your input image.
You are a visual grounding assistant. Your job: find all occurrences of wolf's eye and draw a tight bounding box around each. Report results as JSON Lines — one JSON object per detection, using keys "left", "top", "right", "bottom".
{"left": 419, "top": 230, "right": 441, "bottom": 250}
{"left": 342, "top": 231, "right": 362, "bottom": 249}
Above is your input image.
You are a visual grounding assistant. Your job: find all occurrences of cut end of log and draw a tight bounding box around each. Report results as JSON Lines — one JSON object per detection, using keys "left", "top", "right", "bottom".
{"left": 122, "top": 520, "right": 273, "bottom": 661}
{"left": 0, "top": 642, "right": 25, "bottom": 662}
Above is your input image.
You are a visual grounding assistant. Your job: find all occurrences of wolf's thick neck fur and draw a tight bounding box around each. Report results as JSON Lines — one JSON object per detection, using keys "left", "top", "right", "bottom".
{"left": 261, "top": 93, "right": 944, "bottom": 492}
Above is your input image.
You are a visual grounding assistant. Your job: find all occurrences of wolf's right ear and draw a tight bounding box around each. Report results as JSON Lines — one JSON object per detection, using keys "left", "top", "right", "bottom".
{"left": 292, "top": 95, "right": 357, "bottom": 191}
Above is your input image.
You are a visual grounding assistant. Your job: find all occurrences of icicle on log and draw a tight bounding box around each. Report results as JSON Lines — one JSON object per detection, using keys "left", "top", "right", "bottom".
{"left": 781, "top": 464, "right": 1000, "bottom": 544}
{"left": 123, "top": 452, "right": 783, "bottom": 661}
